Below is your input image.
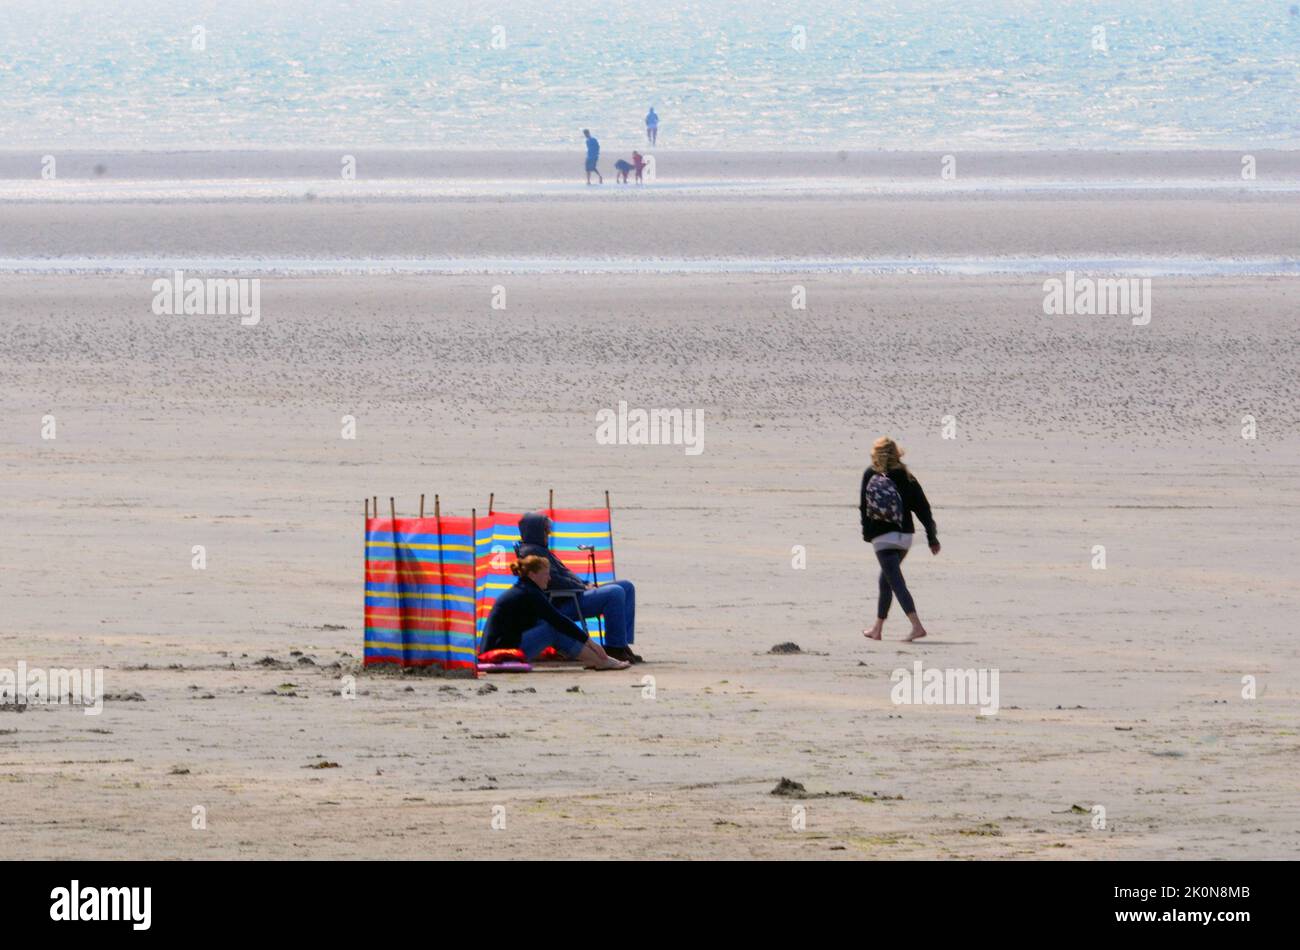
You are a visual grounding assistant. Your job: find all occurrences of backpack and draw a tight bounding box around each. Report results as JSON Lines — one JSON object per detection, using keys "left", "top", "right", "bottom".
{"left": 864, "top": 472, "right": 904, "bottom": 527}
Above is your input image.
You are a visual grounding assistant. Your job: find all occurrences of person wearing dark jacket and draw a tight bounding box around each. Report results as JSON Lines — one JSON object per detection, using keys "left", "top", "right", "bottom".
{"left": 860, "top": 437, "right": 940, "bottom": 641}
{"left": 483, "top": 555, "right": 629, "bottom": 670}
{"left": 516, "top": 511, "right": 642, "bottom": 664}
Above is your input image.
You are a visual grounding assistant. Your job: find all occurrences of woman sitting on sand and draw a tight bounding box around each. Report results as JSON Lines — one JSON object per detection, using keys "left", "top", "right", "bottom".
{"left": 482, "top": 556, "right": 629, "bottom": 670}
{"left": 516, "top": 511, "right": 642, "bottom": 664}
{"left": 860, "top": 437, "right": 940, "bottom": 642}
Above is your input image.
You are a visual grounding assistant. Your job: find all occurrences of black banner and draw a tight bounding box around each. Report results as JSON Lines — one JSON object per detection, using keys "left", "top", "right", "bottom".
{"left": 2, "top": 860, "right": 1281, "bottom": 936}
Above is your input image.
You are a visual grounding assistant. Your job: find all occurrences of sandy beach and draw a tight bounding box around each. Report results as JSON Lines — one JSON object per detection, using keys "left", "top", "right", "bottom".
{"left": 2, "top": 152, "right": 1298, "bottom": 859}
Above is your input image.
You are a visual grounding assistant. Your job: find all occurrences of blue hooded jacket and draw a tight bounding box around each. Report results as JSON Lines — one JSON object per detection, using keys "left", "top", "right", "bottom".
{"left": 516, "top": 512, "right": 588, "bottom": 591}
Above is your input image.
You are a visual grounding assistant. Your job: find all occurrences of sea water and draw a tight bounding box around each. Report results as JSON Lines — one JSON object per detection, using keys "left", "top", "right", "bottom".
{"left": 0, "top": 0, "right": 1296, "bottom": 151}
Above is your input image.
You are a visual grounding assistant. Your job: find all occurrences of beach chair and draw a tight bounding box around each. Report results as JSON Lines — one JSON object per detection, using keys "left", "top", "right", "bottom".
{"left": 363, "top": 499, "right": 477, "bottom": 672}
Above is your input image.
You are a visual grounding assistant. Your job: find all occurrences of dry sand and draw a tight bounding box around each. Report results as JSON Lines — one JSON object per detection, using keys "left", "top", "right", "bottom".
{"left": 0, "top": 159, "right": 1297, "bottom": 859}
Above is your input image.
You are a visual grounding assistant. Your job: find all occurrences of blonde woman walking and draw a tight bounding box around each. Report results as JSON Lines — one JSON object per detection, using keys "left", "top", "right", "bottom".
{"left": 860, "top": 437, "right": 940, "bottom": 641}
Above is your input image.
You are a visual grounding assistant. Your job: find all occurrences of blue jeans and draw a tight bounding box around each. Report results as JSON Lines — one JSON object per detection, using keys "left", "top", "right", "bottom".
{"left": 558, "top": 580, "right": 636, "bottom": 647}
{"left": 519, "top": 622, "right": 586, "bottom": 661}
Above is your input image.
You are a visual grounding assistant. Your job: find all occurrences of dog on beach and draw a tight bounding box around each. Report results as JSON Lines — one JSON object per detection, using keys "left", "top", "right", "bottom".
{"left": 615, "top": 152, "right": 648, "bottom": 184}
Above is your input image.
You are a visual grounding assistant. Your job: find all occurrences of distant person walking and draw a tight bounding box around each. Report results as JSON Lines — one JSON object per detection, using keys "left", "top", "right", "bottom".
{"left": 582, "top": 129, "right": 602, "bottom": 184}
{"left": 860, "top": 437, "right": 940, "bottom": 642}
{"left": 645, "top": 107, "right": 659, "bottom": 145}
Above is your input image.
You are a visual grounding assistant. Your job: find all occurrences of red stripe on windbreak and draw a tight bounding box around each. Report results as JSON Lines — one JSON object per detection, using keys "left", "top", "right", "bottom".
{"left": 366, "top": 621, "right": 478, "bottom": 634}
{"left": 366, "top": 610, "right": 474, "bottom": 625}
{"left": 367, "top": 559, "right": 474, "bottom": 571}
{"left": 364, "top": 655, "right": 477, "bottom": 670}
{"left": 365, "top": 517, "right": 475, "bottom": 531}
{"left": 546, "top": 509, "right": 609, "bottom": 522}
{"left": 366, "top": 605, "right": 474, "bottom": 616}
{"left": 555, "top": 553, "right": 613, "bottom": 565}
{"left": 365, "top": 570, "right": 475, "bottom": 585}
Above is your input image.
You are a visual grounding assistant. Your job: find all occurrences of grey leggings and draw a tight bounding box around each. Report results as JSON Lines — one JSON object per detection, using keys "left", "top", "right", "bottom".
{"left": 875, "top": 548, "right": 915, "bottom": 619}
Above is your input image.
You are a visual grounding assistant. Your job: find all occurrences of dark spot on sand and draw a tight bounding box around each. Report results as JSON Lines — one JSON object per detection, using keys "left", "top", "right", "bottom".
{"left": 304, "top": 761, "right": 340, "bottom": 769}
{"left": 771, "top": 777, "right": 807, "bottom": 797}
{"left": 566, "top": 685, "right": 581, "bottom": 693}
{"left": 477, "top": 683, "right": 497, "bottom": 695}
{"left": 169, "top": 766, "right": 191, "bottom": 775}
{"left": 769, "top": 642, "right": 802, "bottom": 654}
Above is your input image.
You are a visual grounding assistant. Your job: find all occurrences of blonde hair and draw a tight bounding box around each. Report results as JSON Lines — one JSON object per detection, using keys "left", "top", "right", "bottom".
{"left": 871, "top": 437, "right": 911, "bottom": 479}
{"left": 511, "top": 555, "right": 549, "bottom": 577}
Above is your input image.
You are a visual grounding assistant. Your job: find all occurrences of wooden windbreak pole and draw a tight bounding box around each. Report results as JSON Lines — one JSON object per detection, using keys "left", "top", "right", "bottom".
{"left": 548, "top": 487, "right": 554, "bottom": 513}
{"left": 365, "top": 497, "right": 370, "bottom": 519}
{"left": 389, "top": 497, "right": 396, "bottom": 521}
{"left": 373, "top": 495, "right": 378, "bottom": 517}
{"left": 488, "top": 492, "right": 494, "bottom": 515}
{"left": 419, "top": 494, "right": 425, "bottom": 518}
{"left": 434, "top": 494, "right": 441, "bottom": 518}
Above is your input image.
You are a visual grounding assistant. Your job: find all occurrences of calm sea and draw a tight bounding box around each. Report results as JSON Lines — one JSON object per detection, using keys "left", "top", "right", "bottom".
{"left": 1, "top": 0, "right": 1296, "bottom": 150}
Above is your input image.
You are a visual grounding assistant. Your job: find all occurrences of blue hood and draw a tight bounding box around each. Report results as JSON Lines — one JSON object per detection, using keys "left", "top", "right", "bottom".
{"left": 518, "top": 511, "right": 551, "bottom": 547}
{"left": 516, "top": 510, "right": 586, "bottom": 590}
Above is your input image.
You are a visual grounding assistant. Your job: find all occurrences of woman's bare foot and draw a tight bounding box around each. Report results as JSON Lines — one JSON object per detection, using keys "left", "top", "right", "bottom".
{"left": 579, "top": 641, "right": 630, "bottom": 670}
{"left": 864, "top": 621, "right": 883, "bottom": 640}
{"left": 904, "top": 613, "right": 927, "bottom": 641}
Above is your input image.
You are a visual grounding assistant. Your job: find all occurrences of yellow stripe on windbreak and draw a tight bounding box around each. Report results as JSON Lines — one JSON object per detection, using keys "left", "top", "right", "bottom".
{"left": 366, "top": 541, "right": 474, "bottom": 554}
{"left": 363, "top": 641, "right": 477, "bottom": 656}
{"left": 365, "top": 589, "right": 475, "bottom": 605}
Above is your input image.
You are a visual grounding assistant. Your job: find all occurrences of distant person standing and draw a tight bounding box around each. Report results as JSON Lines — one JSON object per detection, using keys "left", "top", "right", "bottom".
{"left": 582, "top": 129, "right": 602, "bottom": 185}
{"left": 645, "top": 106, "right": 659, "bottom": 145}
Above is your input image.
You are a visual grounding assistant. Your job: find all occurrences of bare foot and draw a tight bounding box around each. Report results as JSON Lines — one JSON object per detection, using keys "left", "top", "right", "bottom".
{"left": 585, "top": 656, "right": 630, "bottom": 671}
{"left": 864, "top": 623, "right": 883, "bottom": 640}
{"left": 905, "top": 627, "right": 927, "bottom": 641}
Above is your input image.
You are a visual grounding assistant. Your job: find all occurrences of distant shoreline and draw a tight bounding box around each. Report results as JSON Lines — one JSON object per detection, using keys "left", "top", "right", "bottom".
{"left": 3, "top": 149, "right": 1300, "bottom": 183}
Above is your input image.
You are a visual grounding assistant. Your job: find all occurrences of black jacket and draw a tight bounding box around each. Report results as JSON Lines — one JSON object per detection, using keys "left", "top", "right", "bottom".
{"left": 860, "top": 467, "right": 938, "bottom": 545}
{"left": 516, "top": 512, "right": 588, "bottom": 591}
{"left": 482, "top": 576, "right": 589, "bottom": 652}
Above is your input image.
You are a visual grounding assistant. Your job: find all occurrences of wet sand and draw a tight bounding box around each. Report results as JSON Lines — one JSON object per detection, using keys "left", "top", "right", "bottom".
{"left": 1, "top": 268, "right": 1297, "bottom": 859}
